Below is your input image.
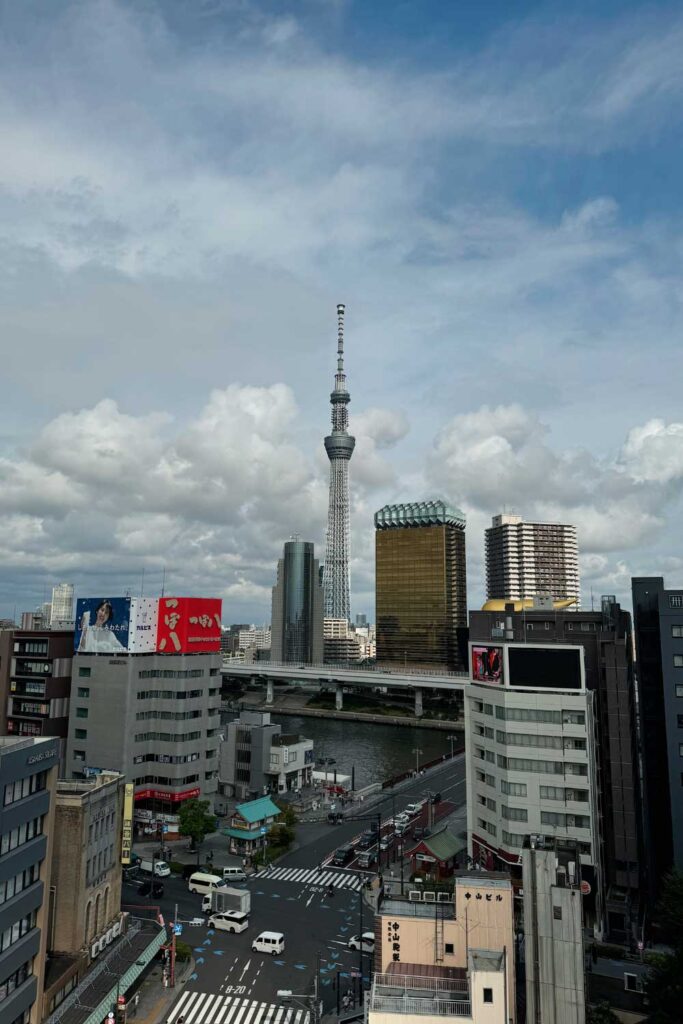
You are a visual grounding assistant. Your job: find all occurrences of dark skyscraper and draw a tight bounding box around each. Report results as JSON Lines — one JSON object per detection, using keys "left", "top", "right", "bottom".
{"left": 632, "top": 577, "right": 683, "bottom": 899}
{"left": 375, "top": 500, "right": 467, "bottom": 670}
{"left": 271, "top": 539, "right": 324, "bottom": 664}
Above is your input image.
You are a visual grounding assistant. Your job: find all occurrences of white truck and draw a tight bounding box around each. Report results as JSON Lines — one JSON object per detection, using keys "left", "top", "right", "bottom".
{"left": 202, "top": 886, "right": 251, "bottom": 915}
{"left": 139, "top": 859, "right": 171, "bottom": 877}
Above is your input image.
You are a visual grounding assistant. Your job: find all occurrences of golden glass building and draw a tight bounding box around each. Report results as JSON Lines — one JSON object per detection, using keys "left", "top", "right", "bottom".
{"left": 375, "top": 500, "right": 467, "bottom": 670}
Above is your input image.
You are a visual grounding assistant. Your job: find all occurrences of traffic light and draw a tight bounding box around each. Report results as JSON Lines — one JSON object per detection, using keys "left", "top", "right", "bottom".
{"left": 116, "top": 996, "right": 127, "bottom": 1024}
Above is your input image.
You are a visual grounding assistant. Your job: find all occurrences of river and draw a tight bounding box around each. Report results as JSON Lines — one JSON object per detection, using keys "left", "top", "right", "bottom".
{"left": 269, "top": 714, "right": 454, "bottom": 789}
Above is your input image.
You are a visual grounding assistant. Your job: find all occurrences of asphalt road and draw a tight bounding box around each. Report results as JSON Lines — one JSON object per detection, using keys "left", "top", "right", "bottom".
{"left": 130, "top": 753, "right": 466, "bottom": 1024}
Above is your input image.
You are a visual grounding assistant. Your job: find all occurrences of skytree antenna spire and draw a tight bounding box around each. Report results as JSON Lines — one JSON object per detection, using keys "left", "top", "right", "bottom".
{"left": 322, "top": 303, "right": 355, "bottom": 621}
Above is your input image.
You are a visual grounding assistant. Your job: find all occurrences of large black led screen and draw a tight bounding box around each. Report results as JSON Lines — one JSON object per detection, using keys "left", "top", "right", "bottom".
{"left": 507, "top": 646, "right": 582, "bottom": 690}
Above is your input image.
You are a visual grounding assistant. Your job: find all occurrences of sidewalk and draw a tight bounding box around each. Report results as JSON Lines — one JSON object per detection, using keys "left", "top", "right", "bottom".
{"left": 131, "top": 958, "right": 194, "bottom": 1024}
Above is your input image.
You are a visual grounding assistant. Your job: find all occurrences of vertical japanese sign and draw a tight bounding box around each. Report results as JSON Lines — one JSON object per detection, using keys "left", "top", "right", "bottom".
{"left": 121, "top": 783, "right": 134, "bottom": 864}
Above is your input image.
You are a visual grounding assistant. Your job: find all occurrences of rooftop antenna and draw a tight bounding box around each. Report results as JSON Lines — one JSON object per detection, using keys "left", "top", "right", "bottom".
{"left": 161, "top": 565, "right": 166, "bottom": 598}
{"left": 140, "top": 567, "right": 145, "bottom": 598}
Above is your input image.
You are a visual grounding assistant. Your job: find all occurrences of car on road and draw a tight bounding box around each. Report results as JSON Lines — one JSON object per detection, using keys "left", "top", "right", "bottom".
{"left": 394, "top": 822, "right": 410, "bottom": 838}
{"left": 138, "top": 880, "right": 164, "bottom": 898}
{"left": 332, "top": 844, "right": 354, "bottom": 866}
{"left": 404, "top": 802, "right": 423, "bottom": 817}
{"left": 356, "top": 831, "right": 376, "bottom": 850}
{"left": 252, "top": 931, "right": 285, "bottom": 955}
{"left": 356, "top": 849, "right": 377, "bottom": 869}
{"left": 379, "top": 833, "right": 394, "bottom": 851}
{"left": 327, "top": 812, "right": 344, "bottom": 824}
{"left": 348, "top": 932, "right": 375, "bottom": 953}
{"left": 394, "top": 814, "right": 410, "bottom": 828}
{"left": 208, "top": 910, "right": 249, "bottom": 934}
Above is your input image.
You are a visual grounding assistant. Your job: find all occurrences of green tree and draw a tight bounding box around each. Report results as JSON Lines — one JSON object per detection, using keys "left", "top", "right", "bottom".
{"left": 654, "top": 870, "right": 683, "bottom": 946}
{"left": 586, "top": 1003, "right": 620, "bottom": 1024}
{"left": 178, "top": 798, "right": 217, "bottom": 862}
{"left": 645, "top": 948, "right": 683, "bottom": 1024}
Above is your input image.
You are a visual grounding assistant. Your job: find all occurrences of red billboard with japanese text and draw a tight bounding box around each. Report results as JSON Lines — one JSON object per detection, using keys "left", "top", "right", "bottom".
{"left": 156, "top": 597, "right": 222, "bottom": 654}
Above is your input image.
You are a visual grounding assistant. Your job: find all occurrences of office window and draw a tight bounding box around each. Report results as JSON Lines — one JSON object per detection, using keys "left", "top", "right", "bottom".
{"left": 669, "top": 596, "right": 683, "bottom": 609}
{"left": 483, "top": 988, "right": 493, "bottom": 1004}
{"left": 675, "top": 655, "right": 683, "bottom": 668}
{"left": 679, "top": 744, "right": 683, "bottom": 757}
{"left": 78, "top": 666, "right": 91, "bottom": 678}
{"left": 624, "top": 973, "right": 639, "bottom": 992}
{"left": 672, "top": 626, "right": 683, "bottom": 638}
{"left": 501, "top": 781, "right": 527, "bottom": 797}
{"left": 75, "top": 728, "right": 87, "bottom": 739}
{"left": 76, "top": 707, "right": 88, "bottom": 719}
{"left": 73, "top": 750, "right": 86, "bottom": 762}
{"left": 502, "top": 805, "right": 528, "bottom": 822}
{"left": 77, "top": 687, "right": 90, "bottom": 698}
{"left": 677, "top": 686, "right": 683, "bottom": 698}
{"left": 678, "top": 715, "right": 683, "bottom": 729}
{"left": 553, "top": 906, "right": 562, "bottom": 920}
{"left": 445, "top": 943, "right": 454, "bottom": 955}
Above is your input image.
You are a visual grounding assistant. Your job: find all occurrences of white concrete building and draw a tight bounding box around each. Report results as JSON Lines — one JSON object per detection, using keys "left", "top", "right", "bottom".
{"left": 50, "top": 583, "right": 75, "bottom": 626}
{"left": 485, "top": 514, "right": 580, "bottom": 606}
{"left": 238, "top": 626, "right": 271, "bottom": 651}
{"left": 465, "top": 640, "right": 603, "bottom": 934}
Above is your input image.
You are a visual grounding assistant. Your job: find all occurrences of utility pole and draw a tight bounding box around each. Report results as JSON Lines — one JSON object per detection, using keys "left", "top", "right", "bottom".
{"left": 413, "top": 747, "right": 422, "bottom": 775}
{"left": 170, "top": 903, "right": 178, "bottom": 987}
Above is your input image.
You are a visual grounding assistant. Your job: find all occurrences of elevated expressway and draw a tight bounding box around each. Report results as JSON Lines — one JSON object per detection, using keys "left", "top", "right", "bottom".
{"left": 221, "top": 660, "right": 468, "bottom": 717}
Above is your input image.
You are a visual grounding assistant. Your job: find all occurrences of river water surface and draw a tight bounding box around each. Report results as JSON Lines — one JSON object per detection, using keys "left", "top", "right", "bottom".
{"left": 270, "top": 714, "right": 456, "bottom": 788}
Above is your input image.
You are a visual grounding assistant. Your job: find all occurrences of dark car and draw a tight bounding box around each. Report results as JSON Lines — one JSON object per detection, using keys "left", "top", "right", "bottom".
{"left": 357, "top": 831, "right": 376, "bottom": 850}
{"left": 138, "top": 880, "right": 164, "bottom": 898}
{"left": 332, "top": 844, "right": 354, "bottom": 866}
{"left": 181, "top": 864, "right": 196, "bottom": 880}
{"left": 327, "top": 812, "right": 344, "bottom": 824}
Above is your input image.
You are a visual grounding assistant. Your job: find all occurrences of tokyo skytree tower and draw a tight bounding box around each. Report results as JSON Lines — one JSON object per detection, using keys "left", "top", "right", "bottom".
{"left": 322, "top": 304, "right": 355, "bottom": 621}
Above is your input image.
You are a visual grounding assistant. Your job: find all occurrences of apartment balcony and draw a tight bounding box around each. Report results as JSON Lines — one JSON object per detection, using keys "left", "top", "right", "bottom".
{"left": 369, "top": 973, "right": 471, "bottom": 1021}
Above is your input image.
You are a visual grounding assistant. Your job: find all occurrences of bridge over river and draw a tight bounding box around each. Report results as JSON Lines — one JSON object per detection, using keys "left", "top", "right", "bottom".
{"left": 221, "top": 660, "right": 468, "bottom": 717}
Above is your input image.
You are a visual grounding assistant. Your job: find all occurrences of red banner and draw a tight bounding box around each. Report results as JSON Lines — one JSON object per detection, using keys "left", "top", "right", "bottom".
{"left": 156, "top": 597, "right": 222, "bottom": 654}
{"left": 134, "top": 787, "right": 201, "bottom": 803}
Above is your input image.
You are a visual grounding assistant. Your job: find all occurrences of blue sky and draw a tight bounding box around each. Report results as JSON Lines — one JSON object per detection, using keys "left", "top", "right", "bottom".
{"left": 0, "top": 0, "right": 682, "bottom": 622}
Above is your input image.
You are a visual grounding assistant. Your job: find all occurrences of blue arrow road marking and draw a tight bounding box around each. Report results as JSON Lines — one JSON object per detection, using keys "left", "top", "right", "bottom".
{"left": 270, "top": 893, "right": 281, "bottom": 899}
{"left": 321, "top": 979, "right": 332, "bottom": 987}
{"left": 193, "top": 948, "right": 205, "bottom": 953}
{"left": 212, "top": 950, "right": 224, "bottom": 956}
{"left": 207, "top": 930, "right": 215, "bottom": 936}
{"left": 196, "top": 957, "right": 205, "bottom": 965}
{"left": 190, "top": 973, "right": 198, "bottom": 981}
{"left": 274, "top": 960, "right": 286, "bottom": 966}
{"left": 203, "top": 939, "right": 212, "bottom": 945}
{"left": 294, "top": 964, "right": 307, "bottom": 971}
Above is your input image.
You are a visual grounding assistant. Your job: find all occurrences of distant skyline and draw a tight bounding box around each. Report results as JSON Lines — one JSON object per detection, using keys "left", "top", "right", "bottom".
{"left": 1, "top": 0, "right": 683, "bottom": 622}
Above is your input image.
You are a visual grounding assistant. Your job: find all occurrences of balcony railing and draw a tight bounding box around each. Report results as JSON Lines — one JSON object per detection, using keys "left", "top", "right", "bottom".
{"left": 371, "top": 974, "right": 471, "bottom": 1018}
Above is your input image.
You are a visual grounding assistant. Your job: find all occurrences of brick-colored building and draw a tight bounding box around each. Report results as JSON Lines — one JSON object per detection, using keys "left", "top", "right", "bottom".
{"left": 50, "top": 771, "right": 126, "bottom": 952}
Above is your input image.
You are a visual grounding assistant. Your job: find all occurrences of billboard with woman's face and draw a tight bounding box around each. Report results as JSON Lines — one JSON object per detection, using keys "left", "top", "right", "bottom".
{"left": 75, "top": 597, "right": 131, "bottom": 653}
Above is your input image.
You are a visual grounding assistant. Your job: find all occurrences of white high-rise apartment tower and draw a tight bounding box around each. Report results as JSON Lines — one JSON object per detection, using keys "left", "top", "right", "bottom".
{"left": 485, "top": 513, "right": 580, "bottom": 606}
{"left": 50, "top": 582, "right": 74, "bottom": 625}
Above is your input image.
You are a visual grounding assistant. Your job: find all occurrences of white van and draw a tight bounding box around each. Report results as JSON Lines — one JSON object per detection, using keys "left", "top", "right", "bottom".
{"left": 404, "top": 802, "right": 422, "bottom": 817}
{"left": 222, "top": 866, "right": 247, "bottom": 882}
{"left": 251, "top": 931, "right": 285, "bottom": 955}
{"left": 208, "top": 910, "right": 249, "bottom": 934}
{"left": 188, "top": 872, "right": 225, "bottom": 895}
{"left": 139, "top": 860, "right": 171, "bottom": 877}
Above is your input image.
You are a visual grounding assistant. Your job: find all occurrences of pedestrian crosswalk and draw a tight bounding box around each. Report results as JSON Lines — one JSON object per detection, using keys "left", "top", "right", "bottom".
{"left": 252, "top": 865, "right": 362, "bottom": 890}
{"left": 168, "top": 990, "right": 310, "bottom": 1024}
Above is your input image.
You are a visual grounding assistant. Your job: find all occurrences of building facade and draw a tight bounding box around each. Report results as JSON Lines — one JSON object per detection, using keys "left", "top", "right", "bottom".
{"left": 375, "top": 500, "right": 467, "bottom": 670}
{"left": 49, "top": 585, "right": 74, "bottom": 628}
{"left": 0, "top": 631, "right": 74, "bottom": 765}
{"left": 485, "top": 514, "right": 580, "bottom": 606}
{"left": 50, "top": 772, "right": 125, "bottom": 953}
{"left": 631, "top": 577, "right": 683, "bottom": 897}
{"left": 0, "top": 736, "right": 59, "bottom": 1024}
{"left": 470, "top": 598, "right": 643, "bottom": 940}
{"left": 270, "top": 540, "right": 324, "bottom": 665}
{"left": 65, "top": 651, "right": 222, "bottom": 816}
{"left": 323, "top": 618, "right": 361, "bottom": 663}
{"left": 464, "top": 640, "right": 604, "bottom": 935}
{"left": 522, "top": 838, "right": 586, "bottom": 1024}
{"left": 371, "top": 873, "right": 516, "bottom": 1024}
{"left": 217, "top": 711, "right": 313, "bottom": 805}
{"left": 223, "top": 797, "right": 281, "bottom": 858}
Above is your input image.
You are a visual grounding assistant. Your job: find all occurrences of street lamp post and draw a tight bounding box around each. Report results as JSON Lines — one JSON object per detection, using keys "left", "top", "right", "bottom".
{"left": 412, "top": 747, "right": 422, "bottom": 775}
{"left": 446, "top": 734, "right": 458, "bottom": 759}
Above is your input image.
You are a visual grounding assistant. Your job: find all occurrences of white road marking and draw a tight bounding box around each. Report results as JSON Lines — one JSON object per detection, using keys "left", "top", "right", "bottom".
{"left": 184, "top": 992, "right": 209, "bottom": 1024}
{"left": 167, "top": 991, "right": 191, "bottom": 1022}
{"left": 204, "top": 995, "right": 224, "bottom": 1023}
{"left": 215, "top": 998, "right": 234, "bottom": 1024}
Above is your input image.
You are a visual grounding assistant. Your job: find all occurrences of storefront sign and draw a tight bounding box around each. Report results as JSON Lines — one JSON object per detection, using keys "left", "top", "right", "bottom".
{"left": 121, "top": 784, "right": 134, "bottom": 865}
